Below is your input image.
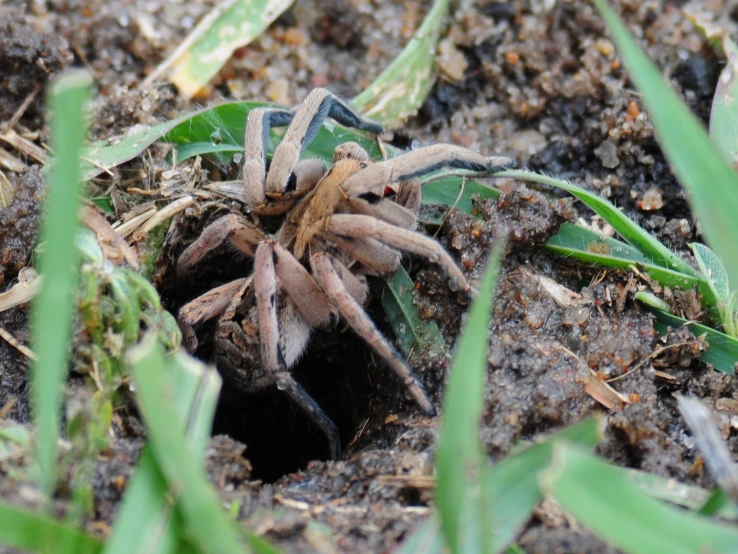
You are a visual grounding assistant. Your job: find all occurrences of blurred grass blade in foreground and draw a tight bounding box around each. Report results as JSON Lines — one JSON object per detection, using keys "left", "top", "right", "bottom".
{"left": 31, "top": 69, "right": 92, "bottom": 500}
{"left": 541, "top": 442, "right": 738, "bottom": 554}
{"left": 436, "top": 237, "right": 506, "bottom": 553}
{"left": 127, "top": 336, "right": 246, "bottom": 554}
{"left": 104, "top": 351, "right": 223, "bottom": 554}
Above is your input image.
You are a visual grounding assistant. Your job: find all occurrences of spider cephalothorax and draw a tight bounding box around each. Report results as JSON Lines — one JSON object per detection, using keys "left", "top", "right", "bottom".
{"left": 177, "top": 88, "right": 513, "bottom": 458}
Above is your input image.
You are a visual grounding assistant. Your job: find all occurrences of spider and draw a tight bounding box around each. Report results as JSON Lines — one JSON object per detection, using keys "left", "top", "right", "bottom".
{"left": 177, "top": 88, "right": 513, "bottom": 458}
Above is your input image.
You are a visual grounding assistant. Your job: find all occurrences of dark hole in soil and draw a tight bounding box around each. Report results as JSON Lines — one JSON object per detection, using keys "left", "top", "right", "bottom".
{"left": 212, "top": 330, "right": 372, "bottom": 482}
{"left": 163, "top": 225, "right": 377, "bottom": 482}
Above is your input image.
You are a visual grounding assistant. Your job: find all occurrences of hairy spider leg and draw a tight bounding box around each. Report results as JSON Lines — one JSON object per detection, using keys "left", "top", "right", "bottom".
{"left": 266, "top": 88, "right": 383, "bottom": 197}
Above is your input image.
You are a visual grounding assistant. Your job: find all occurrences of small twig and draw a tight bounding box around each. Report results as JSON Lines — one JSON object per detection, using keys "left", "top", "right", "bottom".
{"left": 113, "top": 207, "right": 158, "bottom": 238}
{"left": 433, "top": 176, "right": 466, "bottom": 238}
{"left": 606, "top": 340, "right": 699, "bottom": 383}
{"left": 130, "top": 195, "right": 196, "bottom": 241}
{"left": 1, "top": 83, "right": 41, "bottom": 134}
{"left": 0, "top": 128, "right": 48, "bottom": 165}
{"left": 0, "top": 326, "right": 38, "bottom": 361}
{"left": 0, "top": 397, "right": 18, "bottom": 419}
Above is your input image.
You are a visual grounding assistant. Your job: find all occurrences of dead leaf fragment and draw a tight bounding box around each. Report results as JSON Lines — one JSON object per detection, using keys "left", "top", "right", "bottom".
{"left": 0, "top": 170, "right": 15, "bottom": 208}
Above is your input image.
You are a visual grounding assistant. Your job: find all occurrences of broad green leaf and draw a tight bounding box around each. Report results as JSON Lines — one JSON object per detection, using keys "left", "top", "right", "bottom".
{"left": 31, "top": 70, "right": 92, "bottom": 499}
{"left": 0, "top": 503, "right": 102, "bottom": 554}
{"left": 127, "top": 336, "right": 245, "bottom": 554}
{"left": 419, "top": 174, "right": 500, "bottom": 225}
{"left": 594, "top": 0, "right": 738, "bottom": 303}
{"left": 145, "top": 0, "right": 295, "bottom": 98}
{"left": 81, "top": 104, "right": 250, "bottom": 181}
{"left": 436, "top": 238, "right": 506, "bottom": 553}
{"left": 541, "top": 442, "right": 738, "bottom": 554}
{"left": 352, "top": 0, "right": 449, "bottom": 127}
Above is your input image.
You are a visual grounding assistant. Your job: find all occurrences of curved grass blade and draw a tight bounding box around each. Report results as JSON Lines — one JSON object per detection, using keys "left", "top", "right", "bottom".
{"left": 498, "top": 169, "right": 697, "bottom": 277}
{"left": 127, "top": 336, "right": 246, "bottom": 554}
{"left": 436, "top": 237, "right": 506, "bottom": 553}
{"left": 541, "top": 443, "right": 738, "bottom": 554}
{"left": 546, "top": 223, "right": 717, "bottom": 313}
{"left": 593, "top": 0, "right": 738, "bottom": 297}
{"left": 31, "top": 69, "right": 92, "bottom": 499}
{"left": 487, "top": 419, "right": 601, "bottom": 552}
{"left": 144, "top": 0, "right": 295, "bottom": 98}
{"left": 0, "top": 503, "right": 102, "bottom": 554}
{"left": 352, "top": 0, "right": 449, "bottom": 127}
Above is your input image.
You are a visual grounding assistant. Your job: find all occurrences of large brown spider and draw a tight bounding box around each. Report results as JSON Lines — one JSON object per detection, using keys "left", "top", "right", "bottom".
{"left": 177, "top": 88, "right": 513, "bottom": 458}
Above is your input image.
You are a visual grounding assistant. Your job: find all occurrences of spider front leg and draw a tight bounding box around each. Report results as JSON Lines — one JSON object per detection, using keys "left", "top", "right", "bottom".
{"left": 341, "top": 144, "right": 514, "bottom": 199}
{"left": 266, "top": 88, "right": 383, "bottom": 198}
{"left": 243, "top": 108, "right": 326, "bottom": 215}
{"left": 310, "top": 253, "right": 436, "bottom": 417}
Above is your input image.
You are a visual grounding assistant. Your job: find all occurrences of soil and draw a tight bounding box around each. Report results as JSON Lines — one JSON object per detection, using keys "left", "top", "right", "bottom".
{"left": 1, "top": 0, "right": 736, "bottom": 552}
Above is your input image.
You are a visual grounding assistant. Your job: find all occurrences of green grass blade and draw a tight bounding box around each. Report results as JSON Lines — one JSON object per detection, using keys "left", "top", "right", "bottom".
{"left": 352, "top": 0, "right": 449, "bottom": 127}
{"left": 545, "top": 223, "right": 717, "bottom": 312}
{"left": 624, "top": 467, "right": 738, "bottom": 518}
{"left": 436, "top": 238, "right": 507, "bottom": 554}
{"left": 127, "top": 336, "right": 246, "bottom": 554}
{"left": 31, "top": 69, "right": 92, "bottom": 499}
{"left": 498, "top": 169, "right": 697, "bottom": 277}
{"left": 375, "top": 267, "right": 445, "bottom": 357}
{"left": 593, "top": 0, "right": 738, "bottom": 292}
{"left": 394, "top": 516, "right": 446, "bottom": 554}
{"left": 541, "top": 442, "right": 738, "bottom": 554}
{"left": 104, "top": 351, "right": 223, "bottom": 554}
{"left": 398, "top": 419, "right": 601, "bottom": 553}
{"left": 245, "top": 535, "right": 286, "bottom": 554}
{"left": 0, "top": 502, "right": 102, "bottom": 554}
{"left": 487, "top": 419, "right": 601, "bottom": 552}
{"left": 103, "top": 449, "right": 181, "bottom": 554}
{"left": 150, "top": 0, "right": 295, "bottom": 98}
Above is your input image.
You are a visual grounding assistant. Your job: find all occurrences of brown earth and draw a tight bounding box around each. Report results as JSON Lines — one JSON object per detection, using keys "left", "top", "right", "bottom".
{"left": 0, "top": 0, "right": 736, "bottom": 552}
